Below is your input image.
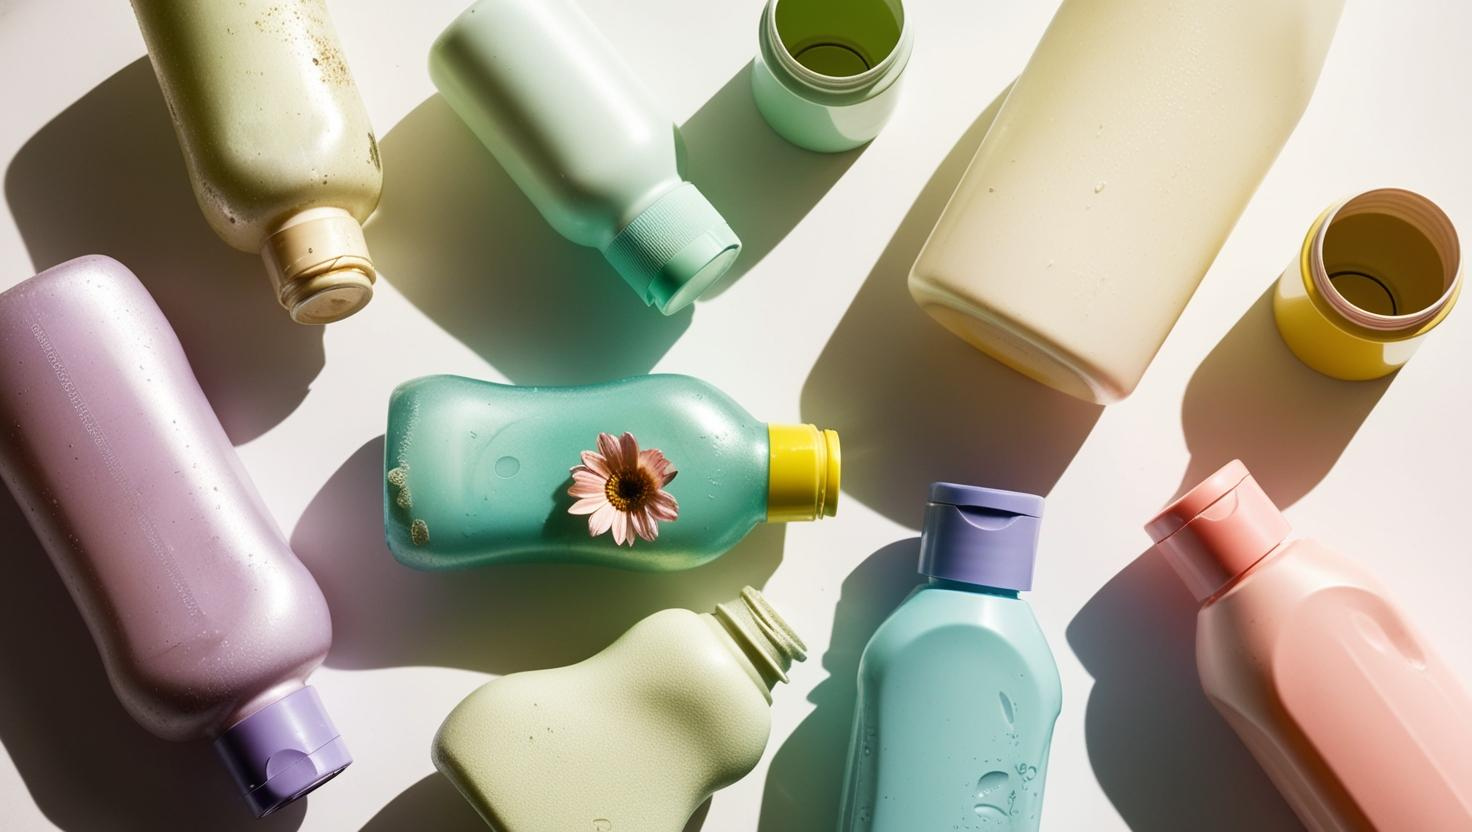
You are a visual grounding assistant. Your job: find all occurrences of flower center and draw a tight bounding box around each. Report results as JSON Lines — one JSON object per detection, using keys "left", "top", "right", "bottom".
{"left": 604, "top": 468, "right": 657, "bottom": 512}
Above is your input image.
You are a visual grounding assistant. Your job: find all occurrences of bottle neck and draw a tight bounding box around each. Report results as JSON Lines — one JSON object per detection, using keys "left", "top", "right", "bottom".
{"left": 926, "top": 576, "right": 1020, "bottom": 599}
{"left": 765, "top": 423, "right": 841, "bottom": 522}
{"left": 712, "top": 588, "right": 808, "bottom": 692}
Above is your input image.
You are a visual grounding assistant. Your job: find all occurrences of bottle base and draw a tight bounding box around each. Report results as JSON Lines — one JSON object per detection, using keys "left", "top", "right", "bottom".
{"left": 914, "top": 294, "right": 1123, "bottom": 405}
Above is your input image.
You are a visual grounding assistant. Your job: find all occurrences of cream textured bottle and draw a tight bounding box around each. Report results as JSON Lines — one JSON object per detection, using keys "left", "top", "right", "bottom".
{"left": 910, "top": 0, "right": 1344, "bottom": 403}
{"left": 433, "top": 588, "right": 805, "bottom": 831}
{"left": 130, "top": 0, "right": 383, "bottom": 324}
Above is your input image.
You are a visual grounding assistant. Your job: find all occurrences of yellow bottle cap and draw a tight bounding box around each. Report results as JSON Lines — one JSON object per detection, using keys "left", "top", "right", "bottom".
{"left": 261, "top": 207, "right": 377, "bottom": 325}
{"left": 766, "top": 423, "right": 841, "bottom": 522}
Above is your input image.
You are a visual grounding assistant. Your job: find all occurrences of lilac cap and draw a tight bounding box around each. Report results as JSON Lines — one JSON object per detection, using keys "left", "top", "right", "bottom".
{"left": 213, "top": 686, "right": 351, "bottom": 817}
{"left": 918, "top": 482, "right": 1044, "bottom": 592}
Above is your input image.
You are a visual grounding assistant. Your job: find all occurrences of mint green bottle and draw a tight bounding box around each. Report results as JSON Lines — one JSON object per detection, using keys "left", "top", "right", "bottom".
{"left": 384, "top": 375, "right": 840, "bottom": 571}
{"left": 429, "top": 0, "right": 741, "bottom": 315}
{"left": 839, "top": 484, "right": 1062, "bottom": 831}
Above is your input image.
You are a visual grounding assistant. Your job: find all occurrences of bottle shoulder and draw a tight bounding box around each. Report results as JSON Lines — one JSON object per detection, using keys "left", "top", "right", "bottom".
{"left": 861, "top": 588, "right": 1059, "bottom": 680}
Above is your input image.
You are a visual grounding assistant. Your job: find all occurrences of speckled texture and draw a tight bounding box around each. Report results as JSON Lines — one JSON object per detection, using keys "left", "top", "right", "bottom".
{"left": 433, "top": 603, "right": 796, "bottom": 831}
{"left": 130, "top": 0, "right": 381, "bottom": 250}
{"left": 0, "top": 256, "right": 333, "bottom": 741}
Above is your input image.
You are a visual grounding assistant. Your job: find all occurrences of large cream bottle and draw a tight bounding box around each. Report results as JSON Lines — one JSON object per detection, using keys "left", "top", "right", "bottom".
{"left": 1147, "top": 462, "right": 1472, "bottom": 830}
{"left": 130, "top": 0, "right": 383, "bottom": 324}
{"left": 433, "top": 588, "right": 805, "bottom": 831}
{"left": 910, "top": 0, "right": 1344, "bottom": 403}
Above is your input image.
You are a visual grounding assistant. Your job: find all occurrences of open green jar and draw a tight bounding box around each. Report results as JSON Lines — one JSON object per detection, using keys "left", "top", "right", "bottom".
{"left": 751, "top": 0, "right": 912, "bottom": 153}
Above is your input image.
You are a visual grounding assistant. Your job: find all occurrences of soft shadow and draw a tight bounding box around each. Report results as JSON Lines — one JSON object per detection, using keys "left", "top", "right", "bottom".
{"left": 681, "top": 63, "right": 863, "bottom": 297}
{"left": 1176, "top": 286, "right": 1392, "bottom": 506}
{"left": 360, "top": 774, "right": 483, "bottom": 832}
{"left": 4, "top": 58, "right": 323, "bottom": 444}
{"left": 0, "top": 490, "right": 307, "bottom": 831}
{"left": 1068, "top": 548, "right": 1300, "bottom": 832}
{"left": 757, "top": 539, "right": 924, "bottom": 832}
{"left": 360, "top": 774, "right": 711, "bottom": 832}
{"left": 292, "top": 438, "right": 786, "bottom": 673}
{"left": 367, "top": 96, "right": 692, "bottom": 385}
{"left": 800, "top": 84, "right": 1101, "bottom": 525}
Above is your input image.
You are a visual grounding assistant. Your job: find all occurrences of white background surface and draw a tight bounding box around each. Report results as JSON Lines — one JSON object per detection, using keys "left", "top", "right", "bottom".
{"left": 1, "top": 0, "right": 1469, "bottom": 830}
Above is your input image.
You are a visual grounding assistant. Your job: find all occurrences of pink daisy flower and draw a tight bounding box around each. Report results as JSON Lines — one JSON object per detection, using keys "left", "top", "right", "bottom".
{"left": 567, "top": 432, "right": 679, "bottom": 546}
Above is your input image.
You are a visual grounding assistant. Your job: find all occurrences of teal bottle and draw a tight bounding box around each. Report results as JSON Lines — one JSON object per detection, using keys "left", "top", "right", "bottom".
{"left": 384, "top": 374, "right": 840, "bottom": 571}
{"left": 839, "top": 483, "right": 1062, "bottom": 831}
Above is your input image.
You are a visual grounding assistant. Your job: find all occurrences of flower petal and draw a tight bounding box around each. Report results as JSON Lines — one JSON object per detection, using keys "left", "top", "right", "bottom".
{"left": 569, "top": 469, "right": 606, "bottom": 494}
{"left": 649, "top": 491, "right": 679, "bottom": 521}
{"left": 611, "top": 510, "right": 628, "bottom": 546}
{"left": 568, "top": 495, "right": 608, "bottom": 515}
{"left": 632, "top": 509, "right": 658, "bottom": 542}
{"left": 588, "top": 503, "right": 617, "bottom": 537}
{"left": 618, "top": 433, "right": 640, "bottom": 472}
{"left": 579, "top": 450, "right": 610, "bottom": 477}
{"left": 597, "top": 433, "right": 626, "bottom": 471}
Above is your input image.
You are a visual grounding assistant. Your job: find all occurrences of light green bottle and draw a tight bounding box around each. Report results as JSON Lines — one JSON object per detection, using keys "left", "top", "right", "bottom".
{"left": 434, "top": 588, "right": 805, "bottom": 831}
{"left": 429, "top": 0, "right": 741, "bottom": 315}
{"left": 384, "top": 374, "right": 840, "bottom": 571}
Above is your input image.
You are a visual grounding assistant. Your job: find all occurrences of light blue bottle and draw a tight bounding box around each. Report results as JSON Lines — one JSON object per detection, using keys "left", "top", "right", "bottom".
{"left": 838, "top": 483, "right": 1062, "bottom": 831}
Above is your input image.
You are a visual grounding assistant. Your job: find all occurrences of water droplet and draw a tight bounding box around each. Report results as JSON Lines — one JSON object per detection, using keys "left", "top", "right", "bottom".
{"left": 999, "top": 691, "right": 1015, "bottom": 725}
{"left": 973, "top": 804, "right": 1009, "bottom": 821}
{"left": 495, "top": 456, "right": 520, "bottom": 478}
{"left": 1094, "top": 181, "right": 1108, "bottom": 194}
{"left": 975, "top": 770, "right": 1009, "bottom": 800}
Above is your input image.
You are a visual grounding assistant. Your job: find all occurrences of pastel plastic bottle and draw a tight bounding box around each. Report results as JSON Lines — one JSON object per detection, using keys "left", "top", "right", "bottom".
{"left": 0, "top": 256, "right": 349, "bottom": 816}
{"left": 434, "top": 587, "right": 805, "bottom": 831}
{"left": 1147, "top": 461, "right": 1472, "bottom": 831}
{"left": 909, "top": 0, "right": 1344, "bottom": 403}
{"left": 130, "top": 0, "right": 383, "bottom": 324}
{"left": 430, "top": 0, "right": 741, "bottom": 315}
{"left": 383, "top": 374, "right": 840, "bottom": 571}
{"left": 839, "top": 483, "right": 1062, "bottom": 831}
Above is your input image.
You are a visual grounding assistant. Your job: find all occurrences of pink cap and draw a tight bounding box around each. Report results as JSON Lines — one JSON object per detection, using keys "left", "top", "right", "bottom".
{"left": 1145, "top": 461, "right": 1292, "bottom": 601}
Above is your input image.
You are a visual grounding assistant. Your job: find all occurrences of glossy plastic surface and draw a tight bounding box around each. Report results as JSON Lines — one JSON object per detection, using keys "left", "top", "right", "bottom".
{"left": 129, "top": 0, "right": 381, "bottom": 252}
{"left": 0, "top": 256, "right": 334, "bottom": 743}
{"left": 839, "top": 582, "right": 1062, "bottom": 831}
{"left": 384, "top": 374, "right": 769, "bottom": 571}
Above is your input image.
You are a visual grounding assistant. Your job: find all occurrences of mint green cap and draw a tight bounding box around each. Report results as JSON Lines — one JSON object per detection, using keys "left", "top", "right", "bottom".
{"left": 601, "top": 183, "right": 741, "bottom": 315}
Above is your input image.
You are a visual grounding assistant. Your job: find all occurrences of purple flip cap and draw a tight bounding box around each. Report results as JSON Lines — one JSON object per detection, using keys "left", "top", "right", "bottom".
{"left": 918, "top": 482, "right": 1044, "bottom": 592}
{"left": 213, "top": 686, "right": 351, "bottom": 817}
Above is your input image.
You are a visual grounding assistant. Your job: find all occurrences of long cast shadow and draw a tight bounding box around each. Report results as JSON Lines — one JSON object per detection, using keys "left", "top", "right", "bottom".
{"left": 681, "top": 63, "right": 863, "bottom": 298}
{"left": 0, "top": 489, "right": 308, "bottom": 831}
{"left": 800, "top": 83, "right": 1102, "bottom": 526}
{"left": 1175, "top": 284, "right": 1392, "bottom": 506}
{"left": 4, "top": 58, "right": 323, "bottom": 444}
{"left": 291, "top": 438, "right": 786, "bottom": 674}
{"left": 360, "top": 773, "right": 713, "bottom": 832}
{"left": 1068, "top": 548, "right": 1301, "bottom": 831}
{"left": 757, "top": 539, "right": 925, "bottom": 832}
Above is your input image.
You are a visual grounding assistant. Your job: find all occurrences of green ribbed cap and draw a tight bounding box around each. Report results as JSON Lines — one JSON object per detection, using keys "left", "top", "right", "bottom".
{"left": 601, "top": 183, "right": 741, "bottom": 315}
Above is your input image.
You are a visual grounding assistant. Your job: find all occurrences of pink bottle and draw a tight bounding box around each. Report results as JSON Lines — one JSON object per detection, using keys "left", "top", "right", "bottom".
{"left": 0, "top": 256, "right": 348, "bottom": 816}
{"left": 1147, "top": 461, "right": 1472, "bottom": 831}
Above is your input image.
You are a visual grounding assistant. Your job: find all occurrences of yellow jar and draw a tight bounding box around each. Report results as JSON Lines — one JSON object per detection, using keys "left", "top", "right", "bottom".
{"left": 1274, "top": 188, "right": 1462, "bottom": 380}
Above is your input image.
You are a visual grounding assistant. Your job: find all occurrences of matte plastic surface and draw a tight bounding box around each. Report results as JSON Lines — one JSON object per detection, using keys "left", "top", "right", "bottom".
{"left": 433, "top": 590, "right": 803, "bottom": 832}
{"left": 910, "top": 0, "right": 1344, "bottom": 403}
{"left": 839, "top": 582, "right": 1062, "bottom": 831}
